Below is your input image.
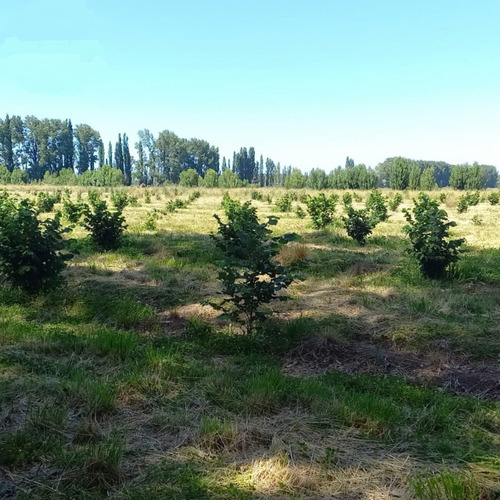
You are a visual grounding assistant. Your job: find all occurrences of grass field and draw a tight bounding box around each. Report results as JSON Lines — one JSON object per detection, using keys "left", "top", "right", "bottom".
{"left": 1, "top": 185, "right": 499, "bottom": 499}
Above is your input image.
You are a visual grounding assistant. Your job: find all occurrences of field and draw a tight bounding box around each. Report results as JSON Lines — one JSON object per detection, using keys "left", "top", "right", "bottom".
{"left": 1, "top": 185, "right": 499, "bottom": 499}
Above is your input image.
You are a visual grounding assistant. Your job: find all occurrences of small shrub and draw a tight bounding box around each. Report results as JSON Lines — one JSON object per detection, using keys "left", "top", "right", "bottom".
{"left": 36, "top": 191, "right": 62, "bottom": 213}
{"left": 456, "top": 192, "right": 480, "bottom": 214}
{"left": 0, "top": 193, "right": 72, "bottom": 292}
{"left": 295, "top": 206, "right": 306, "bottom": 219}
{"left": 487, "top": 192, "right": 499, "bottom": 205}
{"left": 144, "top": 190, "right": 151, "bottom": 203}
{"left": 110, "top": 191, "right": 130, "bottom": 211}
{"left": 342, "top": 192, "right": 353, "bottom": 209}
{"left": 403, "top": 193, "right": 464, "bottom": 279}
{"left": 165, "top": 198, "right": 187, "bottom": 213}
{"left": 87, "top": 189, "right": 101, "bottom": 205}
{"left": 251, "top": 190, "right": 263, "bottom": 201}
{"left": 305, "top": 193, "right": 338, "bottom": 229}
{"left": 62, "top": 199, "right": 86, "bottom": 224}
{"left": 275, "top": 193, "right": 293, "bottom": 212}
{"left": 82, "top": 200, "right": 127, "bottom": 251}
{"left": 343, "top": 206, "right": 374, "bottom": 245}
{"left": 188, "top": 190, "right": 201, "bottom": 203}
{"left": 366, "top": 190, "right": 389, "bottom": 224}
{"left": 456, "top": 195, "right": 469, "bottom": 214}
{"left": 439, "top": 193, "right": 447, "bottom": 203}
{"left": 143, "top": 210, "right": 159, "bottom": 231}
{"left": 471, "top": 215, "right": 482, "bottom": 226}
{"left": 466, "top": 191, "right": 480, "bottom": 206}
{"left": 388, "top": 192, "right": 403, "bottom": 211}
{"left": 266, "top": 194, "right": 273, "bottom": 204}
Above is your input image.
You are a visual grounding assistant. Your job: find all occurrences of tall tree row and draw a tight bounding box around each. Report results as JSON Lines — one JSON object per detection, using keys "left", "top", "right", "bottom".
{"left": 1, "top": 114, "right": 497, "bottom": 188}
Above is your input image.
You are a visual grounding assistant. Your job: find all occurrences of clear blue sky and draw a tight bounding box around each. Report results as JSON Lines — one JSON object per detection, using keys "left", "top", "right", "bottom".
{"left": 1, "top": 0, "right": 499, "bottom": 171}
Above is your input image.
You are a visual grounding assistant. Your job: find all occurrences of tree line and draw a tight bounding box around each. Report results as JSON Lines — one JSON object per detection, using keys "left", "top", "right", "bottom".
{"left": 0, "top": 114, "right": 497, "bottom": 189}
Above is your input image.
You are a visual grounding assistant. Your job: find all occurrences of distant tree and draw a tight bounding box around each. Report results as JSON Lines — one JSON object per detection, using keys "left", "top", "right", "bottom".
{"left": 345, "top": 156, "right": 355, "bottom": 168}
{"left": 185, "top": 138, "right": 219, "bottom": 176}
{"left": 0, "top": 114, "right": 23, "bottom": 172}
{"left": 136, "top": 129, "right": 156, "bottom": 184}
{"left": 98, "top": 140, "right": 105, "bottom": 168}
{"left": 114, "top": 133, "right": 124, "bottom": 173}
{"left": 179, "top": 168, "right": 199, "bottom": 187}
{"left": 466, "top": 163, "right": 484, "bottom": 190}
{"left": 155, "top": 130, "right": 187, "bottom": 183}
{"left": 219, "top": 169, "right": 241, "bottom": 188}
{"left": 265, "top": 158, "right": 275, "bottom": 187}
{"left": 259, "top": 154, "right": 264, "bottom": 187}
{"left": 408, "top": 163, "right": 421, "bottom": 190}
{"left": 134, "top": 140, "right": 148, "bottom": 185}
{"left": 306, "top": 168, "right": 328, "bottom": 190}
{"left": 0, "top": 164, "right": 11, "bottom": 184}
{"left": 60, "top": 119, "right": 74, "bottom": 170}
{"left": 221, "top": 156, "right": 227, "bottom": 171}
{"left": 74, "top": 124, "right": 102, "bottom": 174}
{"left": 107, "top": 141, "right": 113, "bottom": 167}
{"left": 202, "top": 168, "right": 219, "bottom": 187}
{"left": 420, "top": 167, "right": 437, "bottom": 190}
{"left": 275, "top": 162, "right": 282, "bottom": 187}
{"left": 123, "top": 133, "right": 132, "bottom": 185}
{"left": 10, "top": 168, "right": 28, "bottom": 184}
{"left": 285, "top": 168, "right": 306, "bottom": 189}
{"left": 449, "top": 165, "right": 468, "bottom": 190}
{"left": 248, "top": 147, "right": 257, "bottom": 183}
{"left": 479, "top": 164, "right": 498, "bottom": 188}
{"left": 389, "top": 157, "right": 410, "bottom": 190}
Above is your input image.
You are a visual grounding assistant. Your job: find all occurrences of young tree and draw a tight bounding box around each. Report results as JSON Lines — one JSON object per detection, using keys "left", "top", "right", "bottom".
{"left": 403, "top": 193, "right": 464, "bottom": 279}
{"left": 212, "top": 198, "right": 301, "bottom": 333}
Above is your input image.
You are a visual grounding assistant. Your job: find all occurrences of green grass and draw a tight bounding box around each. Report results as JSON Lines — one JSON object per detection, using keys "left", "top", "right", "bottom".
{"left": 0, "top": 186, "right": 499, "bottom": 498}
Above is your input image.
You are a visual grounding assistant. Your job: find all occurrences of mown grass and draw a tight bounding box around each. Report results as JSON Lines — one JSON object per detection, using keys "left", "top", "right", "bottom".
{"left": 1, "top": 185, "right": 499, "bottom": 498}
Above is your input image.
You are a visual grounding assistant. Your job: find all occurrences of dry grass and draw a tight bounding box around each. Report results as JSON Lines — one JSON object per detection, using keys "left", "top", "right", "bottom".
{"left": 277, "top": 243, "right": 310, "bottom": 266}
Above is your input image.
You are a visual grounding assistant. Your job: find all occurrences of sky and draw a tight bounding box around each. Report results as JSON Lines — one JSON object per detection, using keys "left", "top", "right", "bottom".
{"left": 1, "top": 0, "right": 499, "bottom": 171}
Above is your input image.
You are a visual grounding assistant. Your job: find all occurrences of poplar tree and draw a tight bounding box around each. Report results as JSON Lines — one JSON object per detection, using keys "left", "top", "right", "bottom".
{"left": 107, "top": 142, "right": 113, "bottom": 166}
{"left": 123, "top": 133, "right": 132, "bottom": 185}
{"left": 114, "top": 134, "right": 124, "bottom": 173}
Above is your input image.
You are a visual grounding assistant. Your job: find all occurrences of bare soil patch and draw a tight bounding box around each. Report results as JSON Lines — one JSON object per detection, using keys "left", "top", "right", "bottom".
{"left": 284, "top": 336, "right": 500, "bottom": 401}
